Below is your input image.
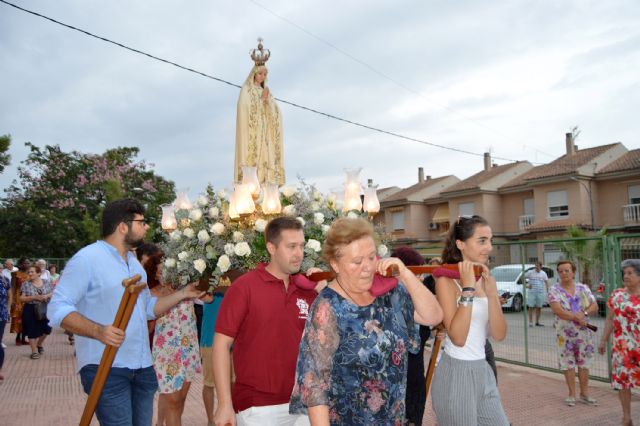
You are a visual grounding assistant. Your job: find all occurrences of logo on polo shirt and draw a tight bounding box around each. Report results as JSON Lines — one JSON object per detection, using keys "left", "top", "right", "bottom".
{"left": 296, "top": 298, "right": 310, "bottom": 319}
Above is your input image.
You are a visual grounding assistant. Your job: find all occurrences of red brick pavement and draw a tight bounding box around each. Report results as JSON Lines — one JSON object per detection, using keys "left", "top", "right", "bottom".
{"left": 1, "top": 328, "right": 638, "bottom": 425}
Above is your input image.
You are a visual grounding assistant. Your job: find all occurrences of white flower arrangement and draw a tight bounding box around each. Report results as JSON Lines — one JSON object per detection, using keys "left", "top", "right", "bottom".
{"left": 160, "top": 181, "right": 389, "bottom": 291}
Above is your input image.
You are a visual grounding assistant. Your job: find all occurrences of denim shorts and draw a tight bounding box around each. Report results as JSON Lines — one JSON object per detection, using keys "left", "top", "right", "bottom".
{"left": 527, "top": 291, "right": 545, "bottom": 308}
{"left": 80, "top": 364, "right": 158, "bottom": 426}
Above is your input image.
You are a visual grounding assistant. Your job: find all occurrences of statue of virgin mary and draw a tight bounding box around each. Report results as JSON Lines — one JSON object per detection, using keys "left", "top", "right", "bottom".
{"left": 234, "top": 39, "right": 285, "bottom": 185}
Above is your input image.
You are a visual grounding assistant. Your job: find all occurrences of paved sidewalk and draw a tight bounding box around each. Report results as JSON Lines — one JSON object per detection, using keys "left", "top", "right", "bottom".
{"left": 1, "top": 328, "right": 638, "bottom": 425}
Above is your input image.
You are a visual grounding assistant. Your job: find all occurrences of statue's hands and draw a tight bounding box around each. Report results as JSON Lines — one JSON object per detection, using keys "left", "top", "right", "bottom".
{"left": 262, "top": 86, "right": 270, "bottom": 102}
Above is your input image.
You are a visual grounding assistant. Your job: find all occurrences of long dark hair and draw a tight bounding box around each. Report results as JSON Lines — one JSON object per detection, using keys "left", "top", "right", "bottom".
{"left": 441, "top": 215, "right": 489, "bottom": 263}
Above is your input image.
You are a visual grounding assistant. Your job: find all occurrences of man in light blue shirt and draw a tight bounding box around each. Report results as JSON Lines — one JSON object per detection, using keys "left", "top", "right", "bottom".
{"left": 49, "top": 199, "right": 204, "bottom": 426}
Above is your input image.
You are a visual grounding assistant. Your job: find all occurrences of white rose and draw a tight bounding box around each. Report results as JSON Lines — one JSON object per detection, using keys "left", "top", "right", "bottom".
{"left": 322, "top": 224, "right": 330, "bottom": 234}
{"left": 183, "top": 228, "right": 195, "bottom": 238}
{"left": 377, "top": 244, "right": 389, "bottom": 257}
{"left": 224, "top": 243, "right": 235, "bottom": 256}
{"left": 282, "top": 205, "right": 296, "bottom": 216}
{"left": 164, "top": 258, "right": 176, "bottom": 268}
{"left": 234, "top": 242, "right": 251, "bottom": 257}
{"left": 313, "top": 190, "right": 323, "bottom": 201}
{"left": 347, "top": 211, "right": 358, "bottom": 219}
{"left": 170, "top": 230, "right": 182, "bottom": 240}
{"left": 280, "top": 185, "right": 296, "bottom": 197}
{"left": 217, "top": 255, "right": 231, "bottom": 273}
{"left": 208, "top": 207, "right": 219, "bottom": 218}
{"left": 254, "top": 218, "right": 267, "bottom": 232}
{"left": 334, "top": 199, "right": 344, "bottom": 211}
{"left": 197, "top": 230, "right": 211, "bottom": 243}
{"left": 296, "top": 217, "right": 306, "bottom": 226}
{"left": 189, "top": 208, "right": 203, "bottom": 221}
{"left": 197, "top": 196, "right": 209, "bottom": 207}
{"left": 177, "top": 251, "right": 189, "bottom": 261}
{"left": 193, "top": 258, "right": 207, "bottom": 274}
{"left": 205, "top": 245, "right": 216, "bottom": 259}
{"left": 210, "top": 222, "right": 225, "bottom": 235}
{"left": 313, "top": 212, "right": 325, "bottom": 225}
{"left": 233, "top": 231, "right": 244, "bottom": 242}
{"left": 305, "top": 239, "right": 322, "bottom": 252}
{"left": 310, "top": 202, "right": 320, "bottom": 211}
{"left": 217, "top": 189, "right": 228, "bottom": 199}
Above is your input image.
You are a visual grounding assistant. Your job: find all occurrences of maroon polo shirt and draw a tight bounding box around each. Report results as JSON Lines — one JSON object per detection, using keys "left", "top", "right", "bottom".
{"left": 214, "top": 263, "right": 318, "bottom": 412}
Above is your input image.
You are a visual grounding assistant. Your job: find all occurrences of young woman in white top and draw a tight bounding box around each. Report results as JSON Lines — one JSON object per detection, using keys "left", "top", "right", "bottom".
{"left": 431, "top": 215, "right": 509, "bottom": 425}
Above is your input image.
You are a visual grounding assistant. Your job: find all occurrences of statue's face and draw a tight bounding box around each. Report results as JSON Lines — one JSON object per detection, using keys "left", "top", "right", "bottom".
{"left": 254, "top": 68, "right": 267, "bottom": 85}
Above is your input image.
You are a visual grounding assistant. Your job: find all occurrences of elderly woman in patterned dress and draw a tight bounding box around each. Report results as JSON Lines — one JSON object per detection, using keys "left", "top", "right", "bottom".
{"left": 547, "top": 260, "right": 599, "bottom": 407}
{"left": 289, "top": 218, "right": 442, "bottom": 425}
{"left": 598, "top": 259, "right": 640, "bottom": 426}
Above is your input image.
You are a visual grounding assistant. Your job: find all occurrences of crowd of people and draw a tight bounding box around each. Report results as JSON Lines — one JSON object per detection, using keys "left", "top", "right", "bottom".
{"left": 0, "top": 200, "right": 638, "bottom": 426}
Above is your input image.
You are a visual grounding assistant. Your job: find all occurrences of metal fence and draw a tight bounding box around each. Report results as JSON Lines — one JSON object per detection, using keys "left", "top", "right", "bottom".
{"left": 417, "top": 233, "right": 640, "bottom": 383}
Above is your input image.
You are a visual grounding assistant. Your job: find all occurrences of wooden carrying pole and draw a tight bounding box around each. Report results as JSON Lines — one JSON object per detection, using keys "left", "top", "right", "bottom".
{"left": 79, "top": 275, "right": 146, "bottom": 426}
{"left": 306, "top": 264, "right": 483, "bottom": 282}
{"left": 424, "top": 325, "right": 444, "bottom": 399}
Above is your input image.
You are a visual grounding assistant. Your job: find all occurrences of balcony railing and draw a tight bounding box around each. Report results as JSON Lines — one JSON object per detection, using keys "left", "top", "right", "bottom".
{"left": 519, "top": 214, "right": 534, "bottom": 230}
{"left": 623, "top": 203, "right": 640, "bottom": 223}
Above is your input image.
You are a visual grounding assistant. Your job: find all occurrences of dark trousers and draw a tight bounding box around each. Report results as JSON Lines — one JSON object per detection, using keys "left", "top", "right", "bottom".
{"left": 0, "top": 320, "right": 6, "bottom": 369}
{"left": 194, "top": 303, "right": 203, "bottom": 343}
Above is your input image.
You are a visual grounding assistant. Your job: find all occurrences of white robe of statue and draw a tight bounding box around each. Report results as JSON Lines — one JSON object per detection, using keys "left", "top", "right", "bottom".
{"left": 234, "top": 65, "right": 284, "bottom": 184}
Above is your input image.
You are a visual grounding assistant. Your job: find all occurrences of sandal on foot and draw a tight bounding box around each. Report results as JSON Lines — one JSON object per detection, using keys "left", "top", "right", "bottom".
{"left": 30, "top": 352, "right": 40, "bottom": 360}
{"left": 579, "top": 395, "right": 598, "bottom": 406}
{"left": 37, "top": 346, "right": 44, "bottom": 354}
{"left": 564, "top": 397, "right": 576, "bottom": 407}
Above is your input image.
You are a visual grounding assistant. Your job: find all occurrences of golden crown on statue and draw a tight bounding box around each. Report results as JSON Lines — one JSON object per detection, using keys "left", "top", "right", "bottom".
{"left": 250, "top": 37, "right": 271, "bottom": 66}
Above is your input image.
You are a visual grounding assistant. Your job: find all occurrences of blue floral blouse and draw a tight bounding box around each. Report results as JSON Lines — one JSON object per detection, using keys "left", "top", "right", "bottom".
{"left": 289, "top": 282, "right": 420, "bottom": 425}
{"left": 0, "top": 274, "right": 9, "bottom": 321}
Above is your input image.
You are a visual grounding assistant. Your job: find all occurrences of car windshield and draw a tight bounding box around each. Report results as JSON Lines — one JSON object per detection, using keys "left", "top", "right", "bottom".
{"left": 491, "top": 267, "right": 523, "bottom": 282}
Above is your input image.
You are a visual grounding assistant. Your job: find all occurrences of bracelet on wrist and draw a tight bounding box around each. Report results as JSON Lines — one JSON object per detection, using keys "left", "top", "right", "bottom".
{"left": 461, "top": 287, "right": 476, "bottom": 293}
{"left": 459, "top": 295, "right": 474, "bottom": 307}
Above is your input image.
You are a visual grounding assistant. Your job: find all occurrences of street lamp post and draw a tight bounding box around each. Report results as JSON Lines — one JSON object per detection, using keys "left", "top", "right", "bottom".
{"left": 570, "top": 177, "right": 595, "bottom": 230}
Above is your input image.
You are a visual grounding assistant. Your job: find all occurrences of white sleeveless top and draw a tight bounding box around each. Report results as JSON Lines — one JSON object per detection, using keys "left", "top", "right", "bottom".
{"left": 443, "top": 279, "right": 489, "bottom": 361}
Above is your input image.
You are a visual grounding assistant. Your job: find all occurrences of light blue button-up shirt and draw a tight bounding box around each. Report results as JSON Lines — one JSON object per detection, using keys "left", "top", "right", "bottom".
{"left": 49, "top": 240, "right": 157, "bottom": 372}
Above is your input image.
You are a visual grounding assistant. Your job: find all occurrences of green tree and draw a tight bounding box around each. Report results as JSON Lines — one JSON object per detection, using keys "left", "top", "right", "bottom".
{"left": 0, "top": 134, "right": 11, "bottom": 174}
{"left": 560, "top": 225, "right": 607, "bottom": 287}
{"left": 0, "top": 143, "right": 175, "bottom": 257}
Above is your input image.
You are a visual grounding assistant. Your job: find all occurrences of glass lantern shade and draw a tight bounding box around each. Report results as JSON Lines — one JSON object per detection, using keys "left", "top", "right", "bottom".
{"left": 344, "top": 168, "right": 362, "bottom": 194}
{"left": 174, "top": 188, "right": 192, "bottom": 211}
{"left": 233, "top": 183, "right": 255, "bottom": 215}
{"left": 261, "top": 183, "right": 282, "bottom": 214}
{"left": 363, "top": 186, "right": 380, "bottom": 214}
{"left": 241, "top": 166, "right": 261, "bottom": 197}
{"left": 228, "top": 189, "right": 240, "bottom": 219}
{"left": 160, "top": 204, "right": 177, "bottom": 231}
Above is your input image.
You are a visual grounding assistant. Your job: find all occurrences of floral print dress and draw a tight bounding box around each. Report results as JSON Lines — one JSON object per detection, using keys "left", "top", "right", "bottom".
{"left": 608, "top": 288, "right": 640, "bottom": 389}
{"left": 547, "top": 283, "right": 596, "bottom": 370}
{"left": 152, "top": 299, "right": 202, "bottom": 393}
{"left": 289, "top": 283, "right": 419, "bottom": 425}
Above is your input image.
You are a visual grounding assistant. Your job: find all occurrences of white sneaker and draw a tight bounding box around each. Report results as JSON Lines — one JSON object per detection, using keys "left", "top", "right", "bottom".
{"left": 1, "top": 343, "right": 6, "bottom": 349}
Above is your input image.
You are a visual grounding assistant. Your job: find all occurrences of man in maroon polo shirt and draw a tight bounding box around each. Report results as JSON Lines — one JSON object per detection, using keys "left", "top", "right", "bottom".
{"left": 212, "top": 216, "right": 318, "bottom": 426}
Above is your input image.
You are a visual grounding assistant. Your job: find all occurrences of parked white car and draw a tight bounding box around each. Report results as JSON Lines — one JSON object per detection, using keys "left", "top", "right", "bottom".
{"left": 490, "top": 264, "right": 555, "bottom": 312}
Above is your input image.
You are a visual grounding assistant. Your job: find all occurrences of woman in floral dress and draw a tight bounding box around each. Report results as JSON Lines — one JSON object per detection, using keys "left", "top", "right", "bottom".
{"left": 146, "top": 255, "right": 202, "bottom": 426}
{"left": 289, "top": 218, "right": 442, "bottom": 425}
{"left": 547, "top": 260, "right": 599, "bottom": 407}
{"left": 598, "top": 259, "right": 640, "bottom": 426}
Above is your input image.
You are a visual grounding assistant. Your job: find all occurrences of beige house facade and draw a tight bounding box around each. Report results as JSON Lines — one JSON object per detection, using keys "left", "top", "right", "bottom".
{"left": 379, "top": 133, "right": 640, "bottom": 261}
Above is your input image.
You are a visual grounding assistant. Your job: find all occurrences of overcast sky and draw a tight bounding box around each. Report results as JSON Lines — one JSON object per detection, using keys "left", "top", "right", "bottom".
{"left": 1, "top": 0, "right": 639, "bottom": 199}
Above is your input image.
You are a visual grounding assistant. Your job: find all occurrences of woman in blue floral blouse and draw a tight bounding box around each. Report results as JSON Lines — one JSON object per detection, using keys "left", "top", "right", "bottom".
{"left": 0, "top": 269, "right": 10, "bottom": 379}
{"left": 289, "top": 218, "right": 443, "bottom": 425}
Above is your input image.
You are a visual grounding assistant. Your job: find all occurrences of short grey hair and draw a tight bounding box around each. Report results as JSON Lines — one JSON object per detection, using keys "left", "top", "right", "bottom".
{"left": 4, "top": 259, "right": 14, "bottom": 265}
{"left": 37, "top": 259, "right": 47, "bottom": 266}
{"left": 621, "top": 259, "right": 640, "bottom": 276}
